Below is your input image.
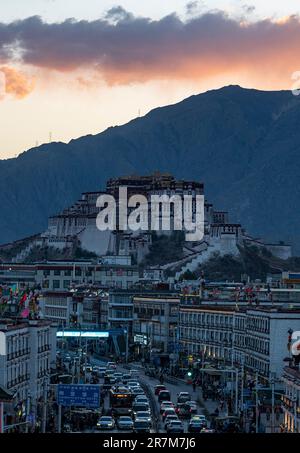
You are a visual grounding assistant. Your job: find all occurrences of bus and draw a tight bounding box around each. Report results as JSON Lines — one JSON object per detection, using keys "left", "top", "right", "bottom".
{"left": 109, "top": 386, "right": 134, "bottom": 416}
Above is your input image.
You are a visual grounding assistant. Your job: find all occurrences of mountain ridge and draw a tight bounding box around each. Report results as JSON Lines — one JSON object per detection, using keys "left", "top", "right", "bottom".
{"left": 1, "top": 85, "right": 300, "bottom": 251}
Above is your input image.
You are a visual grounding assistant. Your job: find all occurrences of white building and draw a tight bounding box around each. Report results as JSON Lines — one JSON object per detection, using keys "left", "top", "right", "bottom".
{"left": 179, "top": 303, "right": 300, "bottom": 381}
{"left": 0, "top": 319, "right": 56, "bottom": 404}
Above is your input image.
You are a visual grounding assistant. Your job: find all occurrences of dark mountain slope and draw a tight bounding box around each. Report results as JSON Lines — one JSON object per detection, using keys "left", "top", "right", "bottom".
{"left": 1, "top": 85, "right": 299, "bottom": 250}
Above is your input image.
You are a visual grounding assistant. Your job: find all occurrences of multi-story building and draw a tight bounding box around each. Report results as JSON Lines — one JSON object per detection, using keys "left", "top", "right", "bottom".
{"left": 0, "top": 260, "right": 139, "bottom": 292}
{"left": 281, "top": 366, "right": 300, "bottom": 432}
{"left": 179, "top": 301, "right": 300, "bottom": 381}
{"left": 132, "top": 293, "right": 180, "bottom": 354}
{"left": 40, "top": 287, "right": 110, "bottom": 330}
{"left": 0, "top": 318, "right": 56, "bottom": 404}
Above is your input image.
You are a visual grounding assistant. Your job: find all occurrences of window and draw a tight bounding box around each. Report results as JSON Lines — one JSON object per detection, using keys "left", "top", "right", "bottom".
{"left": 63, "top": 280, "right": 70, "bottom": 289}
{"left": 64, "top": 270, "right": 72, "bottom": 276}
{"left": 43, "top": 280, "right": 49, "bottom": 289}
{"left": 75, "top": 269, "right": 82, "bottom": 276}
{"left": 53, "top": 280, "right": 60, "bottom": 289}
{"left": 54, "top": 269, "right": 61, "bottom": 276}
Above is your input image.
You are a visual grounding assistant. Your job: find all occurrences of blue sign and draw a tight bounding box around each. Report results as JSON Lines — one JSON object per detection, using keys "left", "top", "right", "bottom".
{"left": 57, "top": 384, "right": 100, "bottom": 408}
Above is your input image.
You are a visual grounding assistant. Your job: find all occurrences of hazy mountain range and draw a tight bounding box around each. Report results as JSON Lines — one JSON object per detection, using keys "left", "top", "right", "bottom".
{"left": 1, "top": 85, "right": 300, "bottom": 252}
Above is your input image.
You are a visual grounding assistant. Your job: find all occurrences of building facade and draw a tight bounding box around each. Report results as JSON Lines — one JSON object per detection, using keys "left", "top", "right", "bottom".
{"left": 179, "top": 302, "right": 300, "bottom": 381}
{"left": 132, "top": 293, "right": 180, "bottom": 354}
{"left": 0, "top": 319, "right": 56, "bottom": 404}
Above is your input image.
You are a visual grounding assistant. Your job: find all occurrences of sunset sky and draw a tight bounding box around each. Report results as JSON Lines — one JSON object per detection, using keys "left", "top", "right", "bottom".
{"left": 1, "top": 0, "right": 300, "bottom": 158}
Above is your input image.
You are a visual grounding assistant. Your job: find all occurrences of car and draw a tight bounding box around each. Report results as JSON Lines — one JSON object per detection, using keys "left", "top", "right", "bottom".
{"left": 164, "top": 415, "right": 179, "bottom": 429}
{"left": 166, "top": 420, "right": 184, "bottom": 433}
{"left": 176, "top": 401, "right": 197, "bottom": 418}
{"left": 122, "top": 374, "right": 132, "bottom": 384}
{"left": 154, "top": 385, "right": 166, "bottom": 395}
{"left": 193, "top": 414, "right": 207, "bottom": 423}
{"left": 135, "top": 395, "right": 149, "bottom": 404}
{"left": 158, "top": 389, "right": 171, "bottom": 403}
{"left": 133, "top": 418, "right": 151, "bottom": 433}
{"left": 175, "top": 403, "right": 189, "bottom": 418}
{"left": 114, "top": 372, "right": 123, "bottom": 382}
{"left": 96, "top": 416, "right": 115, "bottom": 430}
{"left": 93, "top": 366, "right": 106, "bottom": 378}
{"left": 130, "top": 386, "right": 145, "bottom": 397}
{"left": 132, "top": 402, "right": 150, "bottom": 417}
{"left": 107, "top": 362, "right": 117, "bottom": 369}
{"left": 188, "top": 418, "right": 204, "bottom": 433}
{"left": 117, "top": 416, "right": 134, "bottom": 430}
{"left": 134, "top": 411, "right": 152, "bottom": 426}
{"left": 62, "top": 423, "right": 72, "bottom": 433}
{"left": 160, "top": 401, "right": 174, "bottom": 414}
{"left": 162, "top": 407, "right": 176, "bottom": 421}
{"left": 127, "top": 380, "right": 140, "bottom": 388}
{"left": 130, "top": 369, "right": 139, "bottom": 378}
{"left": 177, "top": 392, "right": 191, "bottom": 404}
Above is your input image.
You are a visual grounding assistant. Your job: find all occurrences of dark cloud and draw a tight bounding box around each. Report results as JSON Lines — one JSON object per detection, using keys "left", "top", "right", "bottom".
{"left": 0, "top": 10, "right": 299, "bottom": 85}
{"left": 242, "top": 4, "right": 256, "bottom": 15}
{"left": 105, "top": 6, "right": 134, "bottom": 22}
{"left": 186, "top": 1, "right": 200, "bottom": 15}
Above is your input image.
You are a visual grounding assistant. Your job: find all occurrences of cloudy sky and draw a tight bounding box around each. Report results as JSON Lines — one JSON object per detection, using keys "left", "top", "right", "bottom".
{"left": 1, "top": 0, "right": 300, "bottom": 158}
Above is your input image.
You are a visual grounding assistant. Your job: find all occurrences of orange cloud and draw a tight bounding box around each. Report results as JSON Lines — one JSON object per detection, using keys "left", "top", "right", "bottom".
{"left": 0, "top": 66, "right": 35, "bottom": 100}
{"left": 1, "top": 11, "right": 300, "bottom": 90}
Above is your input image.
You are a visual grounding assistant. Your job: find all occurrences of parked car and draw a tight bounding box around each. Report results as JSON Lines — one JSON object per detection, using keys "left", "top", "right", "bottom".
{"left": 133, "top": 418, "right": 151, "bottom": 433}
{"left": 177, "top": 392, "right": 191, "bottom": 404}
{"left": 158, "top": 389, "right": 171, "bottom": 403}
{"left": 166, "top": 420, "right": 184, "bottom": 433}
{"left": 155, "top": 385, "right": 166, "bottom": 395}
{"left": 96, "top": 416, "right": 115, "bottom": 430}
{"left": 117, "top": 416, "right": 134, "bottom": 430}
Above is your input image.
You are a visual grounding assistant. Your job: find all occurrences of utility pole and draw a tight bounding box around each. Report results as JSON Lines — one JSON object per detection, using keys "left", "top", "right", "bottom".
{"left": 0, "top": 401, "right": 4, "bottom": 434}
{"left": 241, "top": 356, "right": 244, "bottom": 428}
{"left": 42, "top": 378, "right": 47, "bottom": 433}
{"left": 255, "top": 371, "right": 259, "bottom": 433}
{"left": 271, "top": 377, "right": 275, "bottom": 433}
{"left": 125, "top": 325, "right": 129, "bottom": 363}
{"left": 57, "top": 405, "right": 62, "bottom": 433}
{"left": 25, "top": 391, "right": 31, "bottom": 433}
{"left": 294, "top": 396, "right": 298, "bottom": 433}
{"left": 235, "top": 370, "right": 239, "bottom": 414}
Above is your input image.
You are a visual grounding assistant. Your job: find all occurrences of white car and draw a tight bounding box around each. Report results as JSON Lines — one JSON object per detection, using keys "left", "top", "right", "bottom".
{"left": 164, "top": 414, "right": 179, "bottom": 429}
{"left": 117, "top": 416, "right": 134, "bottom": 430}
{"left": 96, "top": 416, "right": 115, "bottom": 430}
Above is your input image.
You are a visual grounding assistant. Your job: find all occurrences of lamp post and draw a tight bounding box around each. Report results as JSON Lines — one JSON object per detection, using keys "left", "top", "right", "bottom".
{"left": 255, "top": 371, "right": 259, "bottom": 433}
{"left": 271, "top": 375, "right": 275, "bottom": 433}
